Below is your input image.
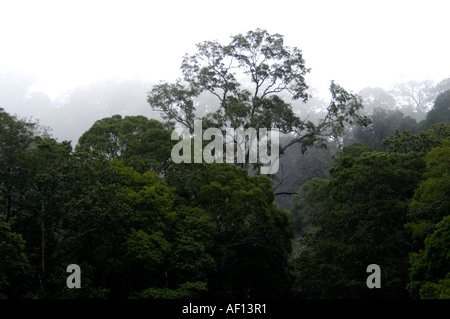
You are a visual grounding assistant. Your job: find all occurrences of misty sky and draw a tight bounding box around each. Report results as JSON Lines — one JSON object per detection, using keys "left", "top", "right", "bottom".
{"left": 1, "top": 0, "right": 449, "bottom": 99}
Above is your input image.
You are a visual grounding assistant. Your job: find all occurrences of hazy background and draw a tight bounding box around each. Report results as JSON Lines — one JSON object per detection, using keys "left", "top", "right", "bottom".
{"left": 0, "top": 0, "right": 449, "bottom": 144}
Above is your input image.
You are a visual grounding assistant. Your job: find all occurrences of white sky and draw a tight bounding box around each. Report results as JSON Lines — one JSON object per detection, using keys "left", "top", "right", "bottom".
{"left": 0, "top": 0, "right": 449, "bottom": 99}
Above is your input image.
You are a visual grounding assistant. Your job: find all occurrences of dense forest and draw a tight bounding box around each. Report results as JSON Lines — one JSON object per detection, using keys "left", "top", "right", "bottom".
{"left": 1, "top": 29, "right": 449, "bottom": 299}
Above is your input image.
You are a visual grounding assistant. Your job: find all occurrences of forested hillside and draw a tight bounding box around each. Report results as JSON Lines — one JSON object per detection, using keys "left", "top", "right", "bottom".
{"left": 1, "top": 29, "right": 449, "bottom": 300}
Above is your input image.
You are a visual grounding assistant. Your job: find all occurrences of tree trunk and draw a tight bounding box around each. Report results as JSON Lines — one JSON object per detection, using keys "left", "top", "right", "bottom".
{"left": 41, "top": 203, "right": 46, "bottom": 293}
{"left": 6, "top": 194, "right": 12, "bottom": 222}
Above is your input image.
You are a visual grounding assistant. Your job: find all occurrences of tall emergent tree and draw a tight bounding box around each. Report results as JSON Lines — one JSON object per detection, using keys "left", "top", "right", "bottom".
{"left": 148, "top": 29, "right": 370, "bottom": 173}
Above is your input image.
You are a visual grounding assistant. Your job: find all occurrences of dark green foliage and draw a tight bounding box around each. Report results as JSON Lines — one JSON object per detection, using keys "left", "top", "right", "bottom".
{"left": 408, "top": 215, "right": 450, "bottom": 299}
{"left": 194, "top": 164, "right": 294, "bottom": 298}
{"left": 1, "top": 108, "right": 295, "bottom": 299}
{"left": 292, "top": 150, "right": 426, "bottom": 298}
{"left": 336, "top": 142, "right": 374, "bottom": 158}
{"left": 76, "top": 114, "right": 173, "bottom": 174}
{"left": 0, "top": 108, "right": 36, "bottom": 221}
{"left": 345, "top": 107, "right": 417, "bottom": 150}
{"left": 0, "top": 217, "right": 32, "bottom": 298}
{"left": 2, "top": 92, "right": 450, "bottom": 299}
{"left": 418, "top": 89, "right": 450, "bottom": 131}
{"left": 132, "top": 281, "right": 208, "bottom": 299}
{"left": 402, "top": 139, "right": 450, "bottom": 299}
{"left": 406, "top": 139, "right": 450, "bottom": 242}
{"left": 1, "top": 104, "right": 449, "bottom": 299}
{"left": 382, "top": 123, "right": 450, "bottom": 155}
{"left": 50, "top": 157, "right": 214, "bottom": 298}
{"left": 290, "top": 123, "right": 450, "bottom": 299}
{"left": 289, "top": 177, "right": 332, "bottom": 237}
{"left": 2, "top": 31, "right": 450, "bottom": 301}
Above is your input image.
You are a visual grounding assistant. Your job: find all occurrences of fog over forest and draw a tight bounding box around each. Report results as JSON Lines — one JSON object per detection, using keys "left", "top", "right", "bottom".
{"left": 2, "top": 71, "right": 448, "bottom": 146}
{"left": 2, "top": 70, "right": 449, "bottom": 213}
{"left": 1, "top": 0, "right": 450, "bottom": 305}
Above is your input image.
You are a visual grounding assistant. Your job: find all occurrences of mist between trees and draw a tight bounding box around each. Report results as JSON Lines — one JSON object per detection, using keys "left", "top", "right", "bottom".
{"left": 0, "top": 29, "right": 449, "bottom": 299}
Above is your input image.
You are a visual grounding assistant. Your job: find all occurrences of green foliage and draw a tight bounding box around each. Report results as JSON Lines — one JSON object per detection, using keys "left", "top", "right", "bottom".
{"left": 146, "top": 81, "right": 198, "bottom": 132}
{"left": 76, "top": 114, "right": 173, "bottom": 174}
{"left": 193, "top": 164, "right": 294, "bottom": 298}
{"left": 43, "top": 153, "right": 214, "bottom": 299}
{"left": 406, "top": 139, "right": 450, "bottom": 240}
{"left": 148, "top": 29, "right": 370, "bottom": 172}
{"left": 345, "top": 107, "right": 417, "bottom": 150}
{"left": 54, "top": 157, "right": 180, "bottom": 297}
{"left": 2, "top": 49, "right": 449, "bottom": 301}
{"left": 168, "top": 205, "right": 215, "bottom": 285}
{"left": 289, "top": 178, "right": 332, "bottom": 237}
{"left": 0, "top": 109, "right": 36, "bottom": 160}
{"left": 126, "top": 229, "right": 171, "bottom": 270}
{"left": 329, "top": 151, "right": 424, "bottom": 202}
{"left": 291, "top": 125, "right": 450, "bottom": 299}
{"left": 6, "top": 138, "right": 73, "bottom": 296}
{"left": 3, "top": 108, "right": 293, "bottom": 299}
{"left": 418, "top": 89, "right": 450, "bottom": 130}
{"left": 133, "top": 281, "right": 208, "bottom": 299}
{"left": 292, "top": 149, "right": 426, "bottom": 298}
{"left": 404, "top": 139, "right": 450, "bottom": 299}
{"left": 0, "top": 217, "right": 31, "bottom": 298}
{"left": 382, "top": 123, "right": 450, "bottom": 155}
{"left": 0, "top": 108, "right": 36, "bottom": 221}
{"left": 408, "top": 215, "right": 450, "bottom": 299}
{"left": 337, "top": 142, "right": 374, "bottom": 158}
{"left": 418, "top": 277, "right": 450, "bottom": 299}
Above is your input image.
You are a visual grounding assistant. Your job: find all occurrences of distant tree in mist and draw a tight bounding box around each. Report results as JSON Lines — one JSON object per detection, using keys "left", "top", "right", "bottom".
{"left": 344, "top": 107, "right": 417, "bottom": 150}
{"left": 389, "top": 80, "right": 436, "bottom": 120}
{"left": 148, "top": 29, "right": 370, "bottom": 173}
{"left": 389, "top": 78, "right": 450, "bottom": 121}
{"left": 359, "top": 87, "right": 397, "bottom": 112}
{"left": 418, "top": 89, "right": 450, "bottom": 131}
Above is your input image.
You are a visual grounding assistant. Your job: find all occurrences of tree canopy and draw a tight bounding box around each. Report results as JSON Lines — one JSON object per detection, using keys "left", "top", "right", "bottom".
{"left": 148, "top": 29, "right": 370, "bottom": 172}
{"left": 1, "top": 30, "right": 449, "bottom": 302}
